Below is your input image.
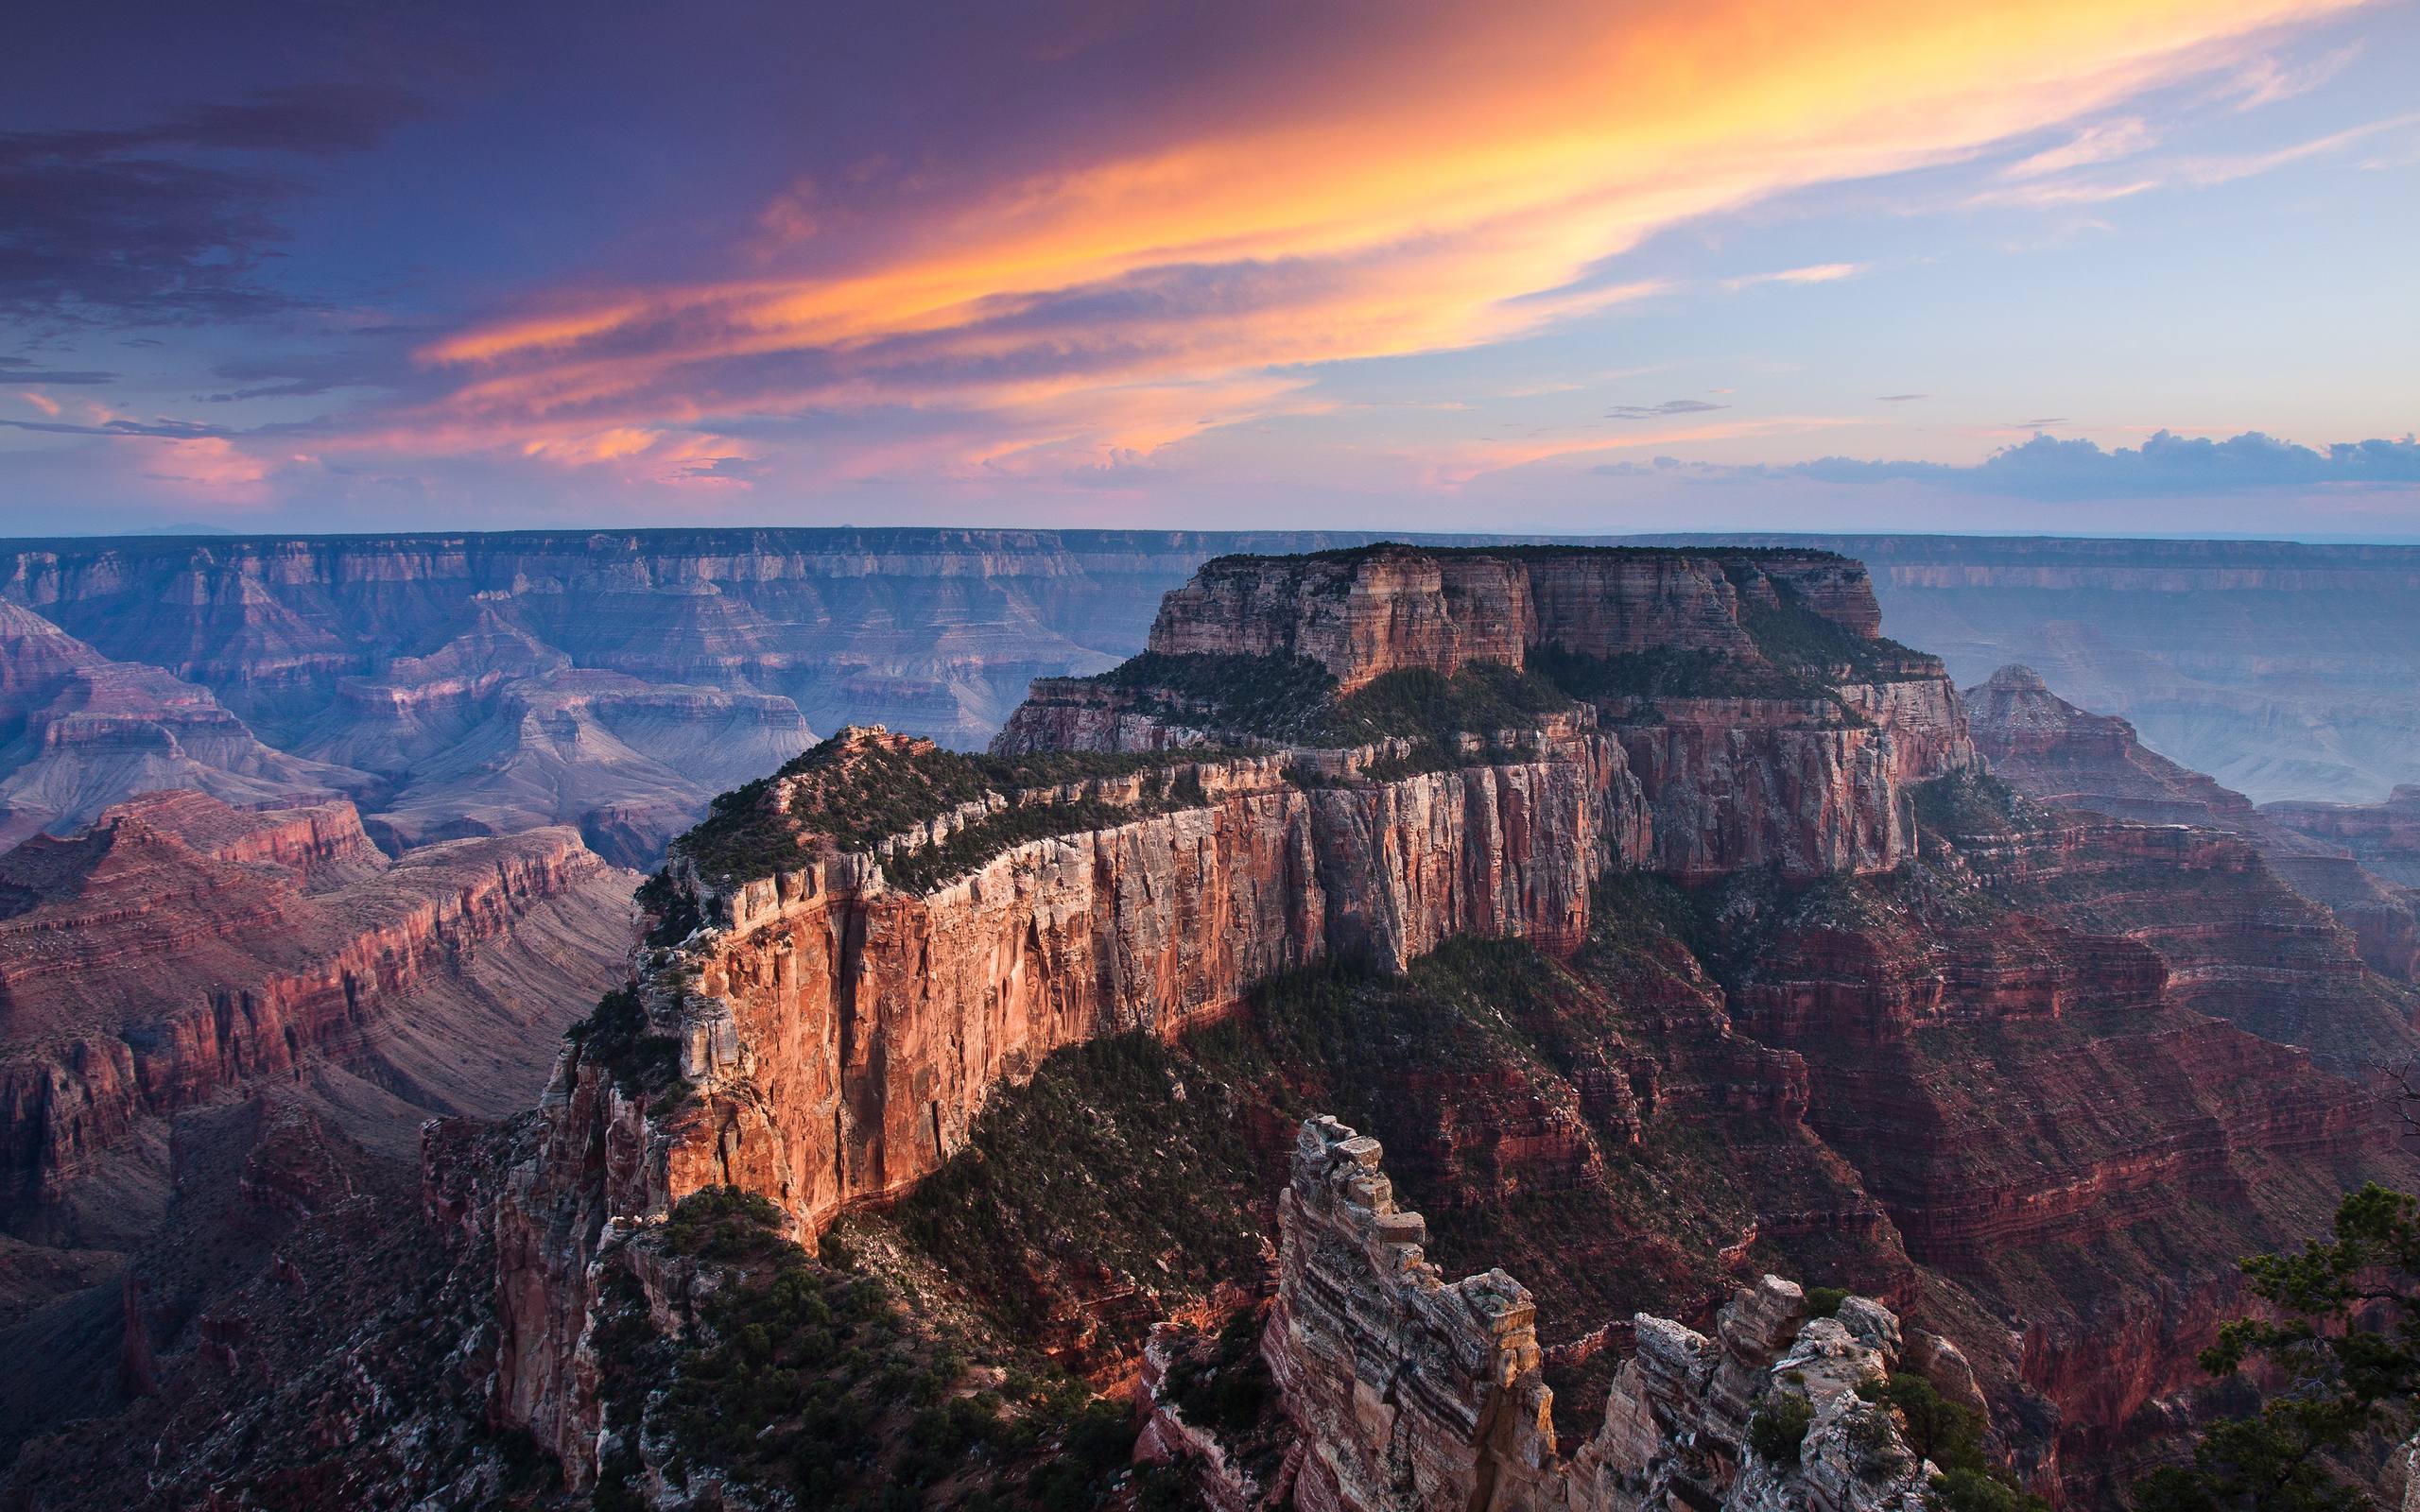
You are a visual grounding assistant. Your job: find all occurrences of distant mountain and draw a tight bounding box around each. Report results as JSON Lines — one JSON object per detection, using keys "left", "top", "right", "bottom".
{"left": 1648, "top": 533, "right": 2420, "bottom": 804}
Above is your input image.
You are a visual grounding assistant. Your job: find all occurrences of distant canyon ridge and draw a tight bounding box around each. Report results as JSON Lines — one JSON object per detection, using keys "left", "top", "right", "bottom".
{"left": 2, "top": 529, "right": 2417, "bottom": 870}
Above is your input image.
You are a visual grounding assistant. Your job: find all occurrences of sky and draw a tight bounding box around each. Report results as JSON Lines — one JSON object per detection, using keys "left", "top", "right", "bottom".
{"left": 2, "top": 0, "right": 2416, "bottom": 538}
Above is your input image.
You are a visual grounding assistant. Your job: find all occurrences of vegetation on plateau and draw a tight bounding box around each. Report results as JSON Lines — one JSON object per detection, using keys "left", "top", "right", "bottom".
{"left": 668, "top": 727, "right": 1233, "bottom": 889}
{"left": 594, "top": 1186, "right": 1172, "bottom": 1512}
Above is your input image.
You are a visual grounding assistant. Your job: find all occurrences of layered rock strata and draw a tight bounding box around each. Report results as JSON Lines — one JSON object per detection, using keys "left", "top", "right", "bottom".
{"left": 490, "top": 546, "right": 1982, "bottom": 1477}
{"left": 1266, "top": 1115, "right": 1929, "bottom": 1512}
{"left": 0, "top": 601, "right": 372, "bottom": 850}
{"left": 0, "top": 790, "right": 633, "bottom": 1241}
{"left": 1965, "top": 663, "right": 2420, "bottom": 984}
{"left": 2267, "top": 786, "right": 2420, "bottom": 888}
{"left": 1003, "top": 544, "right": 1977, "bottom": 881}
{"left": 1658, "top": 532, "right": 2420, "bottom": 804}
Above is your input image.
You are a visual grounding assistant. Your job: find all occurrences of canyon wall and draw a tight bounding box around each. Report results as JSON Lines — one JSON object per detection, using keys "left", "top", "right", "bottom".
{"left": 1962, "top": 662, "right": 2420, "bottom": 996}
{"left": 490, "top": 545, "right": 1982, "bottom": 1478}
{"left": 1141, "top": 545, "right": 1886, "bottom": 690}
{"left": 0, "top": 790, "right": 634, "bottom": 1245}
{"left": 494, "top": 727, "right": 1649, "bottom": 1469}
{"left": 1662, "top": 533, "right": 2420, "bottom": 804}
{"left": 0, "top": 601, "right": 370, "bottom": 850}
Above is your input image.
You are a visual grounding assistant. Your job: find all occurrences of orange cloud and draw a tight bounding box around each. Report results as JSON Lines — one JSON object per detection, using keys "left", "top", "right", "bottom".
{"left": 392, "top": 0, "right": 2360, "bottom": 477}
{"left": 135, "top": 436, "right": 273, "bottom": 502}
{"left": 518, "top": 426, "right": 762, "bottom": 489}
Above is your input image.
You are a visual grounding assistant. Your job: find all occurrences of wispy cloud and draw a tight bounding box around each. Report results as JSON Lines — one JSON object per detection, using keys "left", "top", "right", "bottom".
{"left": 1968, "top": 109, "right": 2417, "bottom": 208}
{"left": 2222, "top": 43, "right": 2362, "bottom": 110}
{"left": 1720, "top": 262, "right": 1867, "bottom": 291}
{"left": 378, "top": 0, "right": 2356, "bottom": 481}
{"left": 1606, "top": 398, "right": 1728, "bottom": 421}
{"left": 2004, "top": 117, "right": 2156, "bottom": 180}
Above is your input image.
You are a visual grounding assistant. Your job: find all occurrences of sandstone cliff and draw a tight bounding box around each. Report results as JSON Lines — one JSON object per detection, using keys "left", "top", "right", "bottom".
{"left": 489, "top": 545, "right": 1981, "bottom": 1480}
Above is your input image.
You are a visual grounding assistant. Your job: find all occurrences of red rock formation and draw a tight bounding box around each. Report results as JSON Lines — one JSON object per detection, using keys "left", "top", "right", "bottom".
{"left": 1966, "top": 663, "right": 2420, "bottom": 983}
{"left": 489, "top": 546, "right": 1986, "bottom": 1479}
{"left": 0, "top": 790, "right": 634, "bottom": 1241}
{"left": 1963, "top": 664, "right": 2264, "bottom": 829}
{"left": 1266, "top": 1116, "right": 1931, "bottom": 1512}
{"left": 1139, "top": 545, "right": 1887, "bottom": 693}
{"left": 494, "top": 725, "right": 1650, "bottom": 1472}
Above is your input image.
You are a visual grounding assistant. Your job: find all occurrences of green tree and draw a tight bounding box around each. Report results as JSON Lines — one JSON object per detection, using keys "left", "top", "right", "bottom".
{"left": 2133, "top": 1182, "right": 2420, "bottom": 1511}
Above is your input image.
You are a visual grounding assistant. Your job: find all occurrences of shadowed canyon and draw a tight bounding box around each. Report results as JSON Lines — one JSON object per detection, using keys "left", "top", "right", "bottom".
{"left": 1, "top": 536, "right": 2417, "bottom": 1512}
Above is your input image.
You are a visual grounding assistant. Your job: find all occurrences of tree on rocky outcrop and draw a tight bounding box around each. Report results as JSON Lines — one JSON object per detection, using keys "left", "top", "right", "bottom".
{"left": 2133, "top": 1182, "right": 2420, "bottom": 1512}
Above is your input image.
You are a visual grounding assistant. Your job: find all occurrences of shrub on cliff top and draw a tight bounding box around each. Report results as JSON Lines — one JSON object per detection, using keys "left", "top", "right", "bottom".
{"left": 662, "top": 1186, "right": 788, "bottom": 1262}
{"left": 673, "top": 726, "right": 1232, "bottom": 888}
{"left": 564, "top": 988, "right": 686, "bottom": 1103}
{"left": 1750, "top": 1394, "right": 1815, "bottom": 1461}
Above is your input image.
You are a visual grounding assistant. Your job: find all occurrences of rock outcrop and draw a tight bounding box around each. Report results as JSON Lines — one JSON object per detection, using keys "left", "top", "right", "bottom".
{"left": 1004, "top": 544, "right": 1977, "bottom": 881}
{"left": 1962, "top": 664, "right": 2264, "bottom": 830}
{"left": 1962, "top": 663, "right": 2420, "bottom": 995}
{"left": 1141, "top": 548, "right": 1808, "bottom": 690}
{"left": 2267, "top": 785, "right": 2420, "bottom": 888}
{"left": 1266, "top": 1115, "right": 1929, "bottom": 1512}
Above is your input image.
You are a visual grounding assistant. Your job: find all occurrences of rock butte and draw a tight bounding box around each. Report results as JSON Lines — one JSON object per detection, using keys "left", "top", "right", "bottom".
{"left": 492, "top": 544, "right": 1985, "bottom": 1476}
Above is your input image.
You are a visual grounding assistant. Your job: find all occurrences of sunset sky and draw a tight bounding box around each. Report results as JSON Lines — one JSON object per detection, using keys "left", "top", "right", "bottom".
{"left": 4, "top": 0, "right": 2416, "bottom": 537}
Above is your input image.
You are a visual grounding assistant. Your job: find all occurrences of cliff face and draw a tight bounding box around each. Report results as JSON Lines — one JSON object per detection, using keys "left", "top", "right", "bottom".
{"left": 0, "top": 790, "right": 635, "bottom": 1246}
{"left": 494, "top": 726, "right": 1649, "bottom": 1470}
{"left": 1144, "top": 549, "right": 1791, "bottom": 691}
{"left": 1140, "top": 546, "right": 1882, "bottom": 692}
{"left": 489, "top": 545, "right": 1984, "bottom": 1479}
{"left": 1267, "top": 1116, "right": 1930, "bottom": 1512}
{"left": 1005, "top": 545, "right": 1975, "bottom": 881}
